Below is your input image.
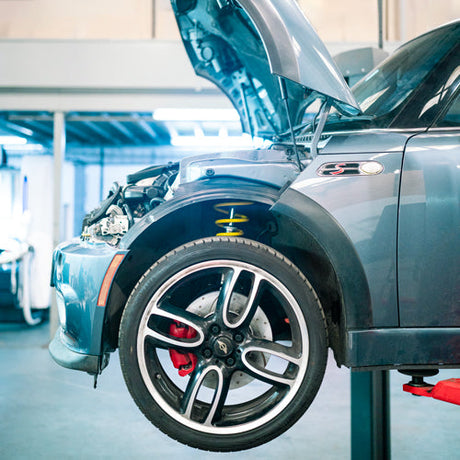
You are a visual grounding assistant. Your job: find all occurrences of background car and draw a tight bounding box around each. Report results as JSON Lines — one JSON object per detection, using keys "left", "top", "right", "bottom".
{"left": 49, "top": 0, "right": 460, "bottom": 451}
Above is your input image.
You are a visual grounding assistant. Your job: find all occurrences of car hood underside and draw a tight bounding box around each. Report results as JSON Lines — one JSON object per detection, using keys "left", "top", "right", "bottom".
{"left": 171, "top": 0, "right": 360, "bottom": 138}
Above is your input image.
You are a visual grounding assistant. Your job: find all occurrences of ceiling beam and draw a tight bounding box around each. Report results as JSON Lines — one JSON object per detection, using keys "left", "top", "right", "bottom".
{"left": 0, "top": 115, "right": 49, "bottom": 144}
{"left": 79, "top": 120, "right": 120, "bottom": 145}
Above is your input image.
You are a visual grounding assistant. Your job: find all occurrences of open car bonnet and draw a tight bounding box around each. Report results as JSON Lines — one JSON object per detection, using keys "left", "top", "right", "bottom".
{"left": 171, "top": 0, "right": 360, "bottom": 139}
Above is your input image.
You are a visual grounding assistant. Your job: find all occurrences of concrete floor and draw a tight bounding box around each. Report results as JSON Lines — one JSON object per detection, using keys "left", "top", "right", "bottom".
{"left": 0, "top": 321, "right": 459, "bottom": 460}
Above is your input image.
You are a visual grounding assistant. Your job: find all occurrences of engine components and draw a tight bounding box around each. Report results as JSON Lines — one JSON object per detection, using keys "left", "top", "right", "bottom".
{"left": 82, "top": 163, "right": 178, "bottom": 244}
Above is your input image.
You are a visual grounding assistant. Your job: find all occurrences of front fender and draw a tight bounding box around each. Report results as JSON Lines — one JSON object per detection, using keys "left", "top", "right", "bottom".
{"left": 271, "top": 188, "right": 372, "bottom": 330}
{"left": 103, "top": 178, "right": 280, "bottom": 349}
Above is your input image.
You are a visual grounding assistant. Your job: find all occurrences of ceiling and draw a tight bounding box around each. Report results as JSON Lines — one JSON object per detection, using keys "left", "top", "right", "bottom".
{"left": 0, "top": 110, "right": 245, "bottom": 165}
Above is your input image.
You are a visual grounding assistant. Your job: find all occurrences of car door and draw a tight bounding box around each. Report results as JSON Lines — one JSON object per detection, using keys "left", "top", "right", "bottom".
{"left": 398, "top": 91, "right": 460, "bottom": 326}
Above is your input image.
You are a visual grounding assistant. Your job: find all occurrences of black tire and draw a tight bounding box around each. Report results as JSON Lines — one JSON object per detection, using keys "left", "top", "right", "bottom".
{"left": 119, "top": 237, "right": 327, "bottom": 452}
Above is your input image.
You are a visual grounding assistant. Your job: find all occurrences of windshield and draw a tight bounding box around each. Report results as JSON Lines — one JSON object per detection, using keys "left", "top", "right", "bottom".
{"left": 319, "top": 21, "right": 460, "bottom": 132}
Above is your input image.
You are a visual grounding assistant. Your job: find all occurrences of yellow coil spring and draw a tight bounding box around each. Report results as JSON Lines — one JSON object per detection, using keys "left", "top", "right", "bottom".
{"left": 214, "top": 202, "right": 253, "bottom": 236}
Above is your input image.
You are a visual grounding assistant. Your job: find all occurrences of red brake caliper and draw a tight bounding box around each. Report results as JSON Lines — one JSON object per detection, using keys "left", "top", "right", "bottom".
{"left": 169, "top": 321, "right": 198, "bottom": 377}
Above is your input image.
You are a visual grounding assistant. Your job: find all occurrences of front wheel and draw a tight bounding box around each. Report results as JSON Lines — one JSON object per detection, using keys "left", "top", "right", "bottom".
{"left": 119, "top": 237, "right": 327, "bottom": 451}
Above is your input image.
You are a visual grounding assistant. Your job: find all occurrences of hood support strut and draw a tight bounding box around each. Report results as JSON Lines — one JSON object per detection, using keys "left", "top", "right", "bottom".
{"left": 310, "top": 99, "right": 331, "bottom": 158}
{"left": 278, "top": 76, "right": 303, "bottom": 171}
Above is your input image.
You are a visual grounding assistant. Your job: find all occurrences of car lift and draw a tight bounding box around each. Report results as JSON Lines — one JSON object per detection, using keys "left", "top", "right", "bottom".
{"left": 351, "top": 370, "right": 460, "bottom": 459}
{"left": 401, "top": 371, "right": 460, "bottom": 406}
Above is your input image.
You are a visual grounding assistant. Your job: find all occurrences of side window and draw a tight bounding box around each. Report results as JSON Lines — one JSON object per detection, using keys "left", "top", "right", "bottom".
{"left": 436, "top": 91, "right": 460, "bottom": 127}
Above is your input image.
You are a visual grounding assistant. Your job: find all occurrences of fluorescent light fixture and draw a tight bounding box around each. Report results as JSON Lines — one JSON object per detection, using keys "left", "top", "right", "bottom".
{"left": 153, "top": 108, "right": 240, "bottom": 122}
{"left": 0, "top": 136, "right": 27, "bottom": 145}
{"left": 4, "top": 144, "right": 44, "bottom": 153}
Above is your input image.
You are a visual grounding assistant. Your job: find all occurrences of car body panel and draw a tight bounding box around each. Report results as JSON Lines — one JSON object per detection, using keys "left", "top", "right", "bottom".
{"left": 49, "top": 330, "right": 103, "bottom": 374}
{"left": 320, "top": 130, "right": 419, "bottom": 154}
{"left": 271, "top": 189, "right": 372, "bottom": 330}
{"left": 348, "top": 328, "right": 460, "bottom": 368}
{"left": 50, "top": 240, "right": 127, "bottom": 356}
{"left": 287, "top": 141, "right": 408, "bottom": 327}
{"left": 103, "top": 178, "right": 280, "bottom": 350}
{"left": 178, "top": 148, "right": 299, "bottom": 187}
{"left": 398, "top": 131, "right": 460, "bottom": 326}
{"left": 235, "top": 0, "right": 360, "bottom": 112}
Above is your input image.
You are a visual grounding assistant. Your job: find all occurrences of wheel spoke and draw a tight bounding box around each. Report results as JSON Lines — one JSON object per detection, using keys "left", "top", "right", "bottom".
{"left": 245, "top": 339, "right": 302, "bottom": 364}
{"left": 180, "top": 364, "right": 229, "bottom": 425}
{"left": 230, "top": 273, "right": 265, "bottom": 329}
{"left": 180, "top": 364, "right": 207, "bottom": 418}
{"left": 241, "top": 339, "right": 301, "bottom": 388}
{"left": 204, "top": 368, "right": 231, "bottom": 426}
{"left": 142, "top": 301, "right": 206, "bottom": 350}
{"left": 215, "top": 267, "right": 242, "bottom": 326}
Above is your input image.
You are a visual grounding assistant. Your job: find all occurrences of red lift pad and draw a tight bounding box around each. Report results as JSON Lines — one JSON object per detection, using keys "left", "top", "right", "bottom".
{"left": 403, "top": 378, "right": 460, "bottom": 406}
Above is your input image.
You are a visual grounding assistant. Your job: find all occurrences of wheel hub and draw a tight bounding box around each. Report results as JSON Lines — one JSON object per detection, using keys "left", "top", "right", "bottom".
{"left": 212, "top": 335, "right": 234, "bottom": 358}
{"left": 186, "top": 291, "right": 273, "bottom": 390}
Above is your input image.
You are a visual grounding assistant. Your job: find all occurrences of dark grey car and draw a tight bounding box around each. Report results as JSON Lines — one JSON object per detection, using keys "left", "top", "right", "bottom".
{"left": 49, "top": 0, "right": 460, "bottom": 451}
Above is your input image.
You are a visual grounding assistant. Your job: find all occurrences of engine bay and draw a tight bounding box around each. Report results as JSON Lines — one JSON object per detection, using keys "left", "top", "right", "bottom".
{"left": 81, "top": 163, "right": 179, "bottom": 245}
{"left": 80, "top": 144, "right": 305, "bottom": 245}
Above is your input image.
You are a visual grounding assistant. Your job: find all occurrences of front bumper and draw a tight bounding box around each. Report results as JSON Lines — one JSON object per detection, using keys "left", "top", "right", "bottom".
{"left": 49, "top": 239, "right": 127, "bottom": 372}
{"left": 49, "top": 330, "right": 108, "bottom": 374}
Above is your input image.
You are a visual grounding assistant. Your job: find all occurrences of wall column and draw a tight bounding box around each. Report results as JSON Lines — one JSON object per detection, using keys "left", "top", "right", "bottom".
{"left": 50, "top": 111, "right": 65, "bottom": 338}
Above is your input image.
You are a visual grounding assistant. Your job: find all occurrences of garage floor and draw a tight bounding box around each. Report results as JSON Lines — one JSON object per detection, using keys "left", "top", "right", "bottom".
{"left": 1, "top": 322, "right": 459, "bottom": 460}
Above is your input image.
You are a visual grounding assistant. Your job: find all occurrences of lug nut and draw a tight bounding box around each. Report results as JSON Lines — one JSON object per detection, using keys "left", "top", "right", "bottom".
{"left": 234, "top": 333, "right": 244, "bottom": 343}
{"left": 210, "top": 324, "right": 220, "bottom": 335}
{"left": 203, "top": 348, "right": 212, "bottom": 358}
{"left": 226, "top": 357, "right": 235, "bottom": 366}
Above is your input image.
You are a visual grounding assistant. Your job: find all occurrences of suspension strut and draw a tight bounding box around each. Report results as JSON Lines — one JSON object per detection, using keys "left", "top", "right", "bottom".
{"left": 214, "top": 202, "right": 253, "bottom": 236}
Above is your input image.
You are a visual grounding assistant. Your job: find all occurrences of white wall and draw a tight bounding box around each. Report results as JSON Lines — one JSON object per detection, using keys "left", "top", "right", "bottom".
{"left": 0, "top": 0, "right": 458, "bottom": 42}
{"left": 20, "top": 155, "right": 53, "bottom": 307}
{"left": 0, "top": 0, "right": 153, "bottom": 39}
{"left": 84, "top": 163, "right": 150, "bottom": 214}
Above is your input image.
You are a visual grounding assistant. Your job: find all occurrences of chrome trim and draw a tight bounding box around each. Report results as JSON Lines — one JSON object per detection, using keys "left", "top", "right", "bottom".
{"left": 316, "top": 161, "right": 384, "bottom": 176}
{"left": 427, "top": 127, "right": 460, "bottom": 132}
{"left": 321, "top": 127, "right": 426, "bottom": 136}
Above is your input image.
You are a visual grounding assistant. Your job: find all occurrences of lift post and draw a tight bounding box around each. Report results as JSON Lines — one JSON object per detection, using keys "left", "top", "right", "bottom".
{"left": 351, "top": 370, "right": 391, "bottom": 460}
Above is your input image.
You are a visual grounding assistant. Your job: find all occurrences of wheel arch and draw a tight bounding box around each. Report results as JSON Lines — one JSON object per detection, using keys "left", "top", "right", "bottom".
{"left": 103, "top": 178, "right": 280, "bottom": 350}
{"left": 270, "top": 188, "right": 372, "bottom": 364}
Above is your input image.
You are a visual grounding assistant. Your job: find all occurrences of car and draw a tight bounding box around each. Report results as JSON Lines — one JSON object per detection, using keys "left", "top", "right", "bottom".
{"left": 49, "top": 0, "right": 460, "bottom": 452}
